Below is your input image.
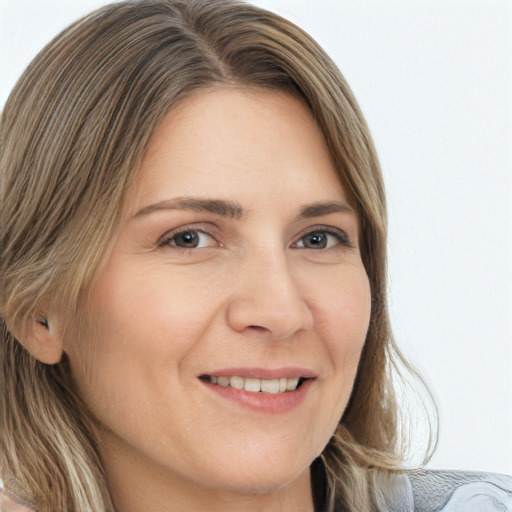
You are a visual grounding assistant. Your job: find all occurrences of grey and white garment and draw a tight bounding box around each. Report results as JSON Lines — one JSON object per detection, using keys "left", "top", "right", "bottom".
{"left": 383, "top": 469, "right": 512, "bottom": 512}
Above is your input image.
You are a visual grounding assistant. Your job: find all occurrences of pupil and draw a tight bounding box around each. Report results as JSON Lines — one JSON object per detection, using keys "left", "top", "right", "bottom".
{"left": 177, "top": 231, "right": 199, "bottom": 247}
{"left": 306, "top": 233, "right": 327, "bottom": 249}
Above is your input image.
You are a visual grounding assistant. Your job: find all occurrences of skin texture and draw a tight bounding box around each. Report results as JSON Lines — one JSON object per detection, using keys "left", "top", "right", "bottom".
{"left": 55, "top": 89, "right": 371, "bottom": 512}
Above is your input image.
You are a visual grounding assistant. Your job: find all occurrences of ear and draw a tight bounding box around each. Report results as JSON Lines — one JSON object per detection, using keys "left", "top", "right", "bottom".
{"left": 22, "top": 313, "right": 64, "bottom": 365}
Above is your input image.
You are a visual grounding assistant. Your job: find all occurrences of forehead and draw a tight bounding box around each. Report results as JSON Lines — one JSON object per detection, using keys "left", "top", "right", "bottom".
{"left": 127, "top": 87, "right": 347, "bottom": 213}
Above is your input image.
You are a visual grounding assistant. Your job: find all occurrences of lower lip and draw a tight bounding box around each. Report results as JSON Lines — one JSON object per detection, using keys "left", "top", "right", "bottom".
{"left": 201, "top": 379, "right": 313, "bottom": 414}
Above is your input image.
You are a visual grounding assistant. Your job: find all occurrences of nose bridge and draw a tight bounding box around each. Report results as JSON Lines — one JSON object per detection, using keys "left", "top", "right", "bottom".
{"left": 226, "top": 244, "right": 314, "bottom": 340}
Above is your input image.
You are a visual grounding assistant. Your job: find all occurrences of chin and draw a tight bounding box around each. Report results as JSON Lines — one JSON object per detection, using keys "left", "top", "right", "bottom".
{"left": 215, "top": 467, "right": 309, "bottom": 496}
{"left": 200, "top": 449, "right": 313, "bottom": 496}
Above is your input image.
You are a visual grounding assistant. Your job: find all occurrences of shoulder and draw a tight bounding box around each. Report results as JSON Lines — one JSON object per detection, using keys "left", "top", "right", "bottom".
{"left": 384, "top": 468, "right": 512, "bottom": 512}
{"left": 406, "top": 468, "right": 512, "bottom": 511}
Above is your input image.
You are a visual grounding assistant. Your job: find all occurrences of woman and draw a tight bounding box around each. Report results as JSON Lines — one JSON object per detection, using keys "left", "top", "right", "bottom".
{"left": 1, "top": 1, "right": 511, "bottom": 511}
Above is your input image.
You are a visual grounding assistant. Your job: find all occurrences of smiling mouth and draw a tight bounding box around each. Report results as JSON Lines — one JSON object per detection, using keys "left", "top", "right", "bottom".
{"left": 199, "top": 375, "right": 307, "bottom": 394}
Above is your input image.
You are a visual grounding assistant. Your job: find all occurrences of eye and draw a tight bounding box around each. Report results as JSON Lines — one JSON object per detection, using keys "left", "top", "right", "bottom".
{"left": 159, "top": 229, "right": 217, "bottom": 249}
{"left": 292, "top": 228, "right": 351, "bottom": 250}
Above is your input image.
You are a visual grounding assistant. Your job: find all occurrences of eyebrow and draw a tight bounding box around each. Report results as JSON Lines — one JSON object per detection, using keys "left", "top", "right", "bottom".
{"left": 298, "top": 201, "right": 354, "bottom": 219}
{"left": 134, "top": 197, "right": 245, "bottom": 219}
{"left": 133, "top": 197, "right": 353, "bottom": 220}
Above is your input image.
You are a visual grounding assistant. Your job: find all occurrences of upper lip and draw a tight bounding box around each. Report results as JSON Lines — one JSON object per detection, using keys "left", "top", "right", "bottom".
{"left": 200, "top": 367, "right": 317, "bottom": 379}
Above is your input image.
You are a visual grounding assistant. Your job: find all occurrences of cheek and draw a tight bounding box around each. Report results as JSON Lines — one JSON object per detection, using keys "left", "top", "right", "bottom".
{"left": 316, "top": 265, "right": 371, "bottom": 349}
{"left": 66, "top": 263, "right": 216, "bottom": 416}
{"left": 296, "top": 268, "right": 370, "bottom": 448}
{"left": 313, "top": 265, "right": 371, "bottom": 397}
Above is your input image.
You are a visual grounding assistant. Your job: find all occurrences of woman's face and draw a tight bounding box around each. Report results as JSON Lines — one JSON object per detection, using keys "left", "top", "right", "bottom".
{"left": 65, "top": 89, "right": 371, "bottom": 502}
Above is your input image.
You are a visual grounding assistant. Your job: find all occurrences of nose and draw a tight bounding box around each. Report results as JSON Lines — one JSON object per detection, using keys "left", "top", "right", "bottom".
{"left": 225, "top": 249, "right": 314, "bottom": 341}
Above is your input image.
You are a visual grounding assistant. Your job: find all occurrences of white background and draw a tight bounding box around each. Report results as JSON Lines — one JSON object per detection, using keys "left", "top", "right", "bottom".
{"left": 1, "top": 0, "right": 511, "bottom": 475}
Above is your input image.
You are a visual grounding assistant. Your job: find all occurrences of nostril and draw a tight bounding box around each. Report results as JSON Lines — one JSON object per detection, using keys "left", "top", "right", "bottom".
{"left": 247, "top": 325, "right": 269, "bottom": 332}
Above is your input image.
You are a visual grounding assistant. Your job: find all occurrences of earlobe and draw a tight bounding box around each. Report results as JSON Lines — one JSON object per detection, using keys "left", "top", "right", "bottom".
{"left": 22, "top": 314, "right": 64, "bottom": 365}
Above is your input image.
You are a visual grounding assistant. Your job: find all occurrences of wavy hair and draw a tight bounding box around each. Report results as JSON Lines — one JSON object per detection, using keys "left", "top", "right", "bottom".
{"left": 0, "top": 1, "right": 437, "bottom": 510}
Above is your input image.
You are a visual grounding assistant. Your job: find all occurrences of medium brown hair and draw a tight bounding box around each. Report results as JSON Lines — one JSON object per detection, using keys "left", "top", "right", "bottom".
{"left": 1, "top": 1, "right": 436, "bottom": 510}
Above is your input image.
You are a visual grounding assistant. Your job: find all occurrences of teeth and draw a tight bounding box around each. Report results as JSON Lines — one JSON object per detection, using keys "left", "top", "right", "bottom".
{"left": 261, "top": 378, "right": 280, "bottom": 394}
{"left": 205, "top": 375, "right": 303, "bottom": 393}
{"left": 229, "top": 376, "right": 244, "bottom": 389}
{"left": 286, "top": 377, "right": 299, "bottom": 391}
{"left": 217, "top": 376, "right": 229, "bottom": 387}
{"left": 244, "top": 378, "right": 261, "bottom": 392}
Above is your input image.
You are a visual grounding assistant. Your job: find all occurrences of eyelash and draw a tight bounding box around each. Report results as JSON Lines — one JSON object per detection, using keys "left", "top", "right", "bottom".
{"left": 157, "top": 225, "right": 352, "bottom": 250}
{"left": 291, "top": 226, "right": 352, "bottom": 250}
{"left": 157, "top": 225, "right": 218, "bottom": 249}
